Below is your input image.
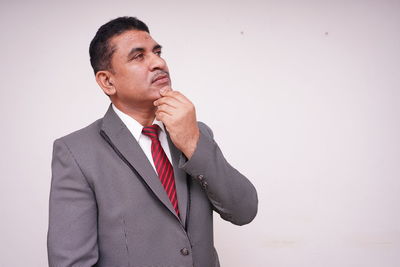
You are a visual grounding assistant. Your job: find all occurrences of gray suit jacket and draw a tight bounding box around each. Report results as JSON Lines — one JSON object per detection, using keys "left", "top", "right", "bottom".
{"left": 47, "top": 105, "right": 258, "bottom": 267}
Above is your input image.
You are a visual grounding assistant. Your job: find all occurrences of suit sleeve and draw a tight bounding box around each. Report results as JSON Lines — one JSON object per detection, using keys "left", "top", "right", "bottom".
{"left": 47, "top": 139, "right": 98, "bottom": 267}
{"left": 179, "top": 122, "right": 258, "bottom": 225}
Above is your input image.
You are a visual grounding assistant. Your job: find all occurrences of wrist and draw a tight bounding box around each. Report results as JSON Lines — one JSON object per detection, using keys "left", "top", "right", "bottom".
{"left": 182, "top": 129, "right": 200, "bottom": 159}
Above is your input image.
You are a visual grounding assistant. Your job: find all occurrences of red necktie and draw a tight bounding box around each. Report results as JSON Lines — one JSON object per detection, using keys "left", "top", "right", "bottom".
{"left": 142, "top": 125, "right": 180, "bottom": 216}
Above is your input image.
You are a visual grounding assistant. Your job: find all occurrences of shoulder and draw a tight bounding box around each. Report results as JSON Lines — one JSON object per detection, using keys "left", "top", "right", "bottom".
{"left": 53, "top": 118, "right": 103, "bottom": 153}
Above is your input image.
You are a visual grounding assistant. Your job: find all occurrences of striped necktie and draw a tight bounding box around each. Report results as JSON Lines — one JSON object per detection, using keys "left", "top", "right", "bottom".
{"left": 142, "top": 125, "right": 180, "bottom": 216}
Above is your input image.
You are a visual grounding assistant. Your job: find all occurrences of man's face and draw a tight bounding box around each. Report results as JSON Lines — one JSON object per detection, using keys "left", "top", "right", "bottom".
{"left": 108, "top": 30, "right": 170, "bottom": 108}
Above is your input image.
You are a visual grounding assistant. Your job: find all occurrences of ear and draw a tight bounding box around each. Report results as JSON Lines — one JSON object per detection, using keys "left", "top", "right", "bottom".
{"left": 95, "top": 70, "right": 116, "bottom": 96}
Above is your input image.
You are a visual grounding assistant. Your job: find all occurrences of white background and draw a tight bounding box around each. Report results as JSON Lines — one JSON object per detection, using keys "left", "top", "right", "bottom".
{"left": 1, "top": 0, "right": 399, "bottom": 266}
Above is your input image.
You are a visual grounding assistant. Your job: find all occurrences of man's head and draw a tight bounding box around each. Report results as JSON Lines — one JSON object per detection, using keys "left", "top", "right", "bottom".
{"left": 89, "top": 16, "right": 150, "bottom": 74}
{"left": 90, "top": 17, "right": 171, "bottom": 110}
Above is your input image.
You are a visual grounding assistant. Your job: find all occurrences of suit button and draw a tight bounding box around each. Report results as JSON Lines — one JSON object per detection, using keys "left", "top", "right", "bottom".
{"left": 180, "top": 248, "right": 190, "bottom": 256}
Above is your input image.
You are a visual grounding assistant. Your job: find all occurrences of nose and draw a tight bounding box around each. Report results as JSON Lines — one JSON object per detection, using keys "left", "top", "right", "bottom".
{"left": 149, "top": 53, "right": 167, "bottom": 71}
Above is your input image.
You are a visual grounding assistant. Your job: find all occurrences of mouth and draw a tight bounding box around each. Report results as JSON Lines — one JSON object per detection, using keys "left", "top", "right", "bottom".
{"left": 152, "top": 72, "right": 170, "bottom": 85}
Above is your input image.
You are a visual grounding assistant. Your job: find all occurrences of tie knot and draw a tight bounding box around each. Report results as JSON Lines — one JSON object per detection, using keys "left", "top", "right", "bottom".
{"left": 142, "top": 124, "right": 160, "bottom": 141}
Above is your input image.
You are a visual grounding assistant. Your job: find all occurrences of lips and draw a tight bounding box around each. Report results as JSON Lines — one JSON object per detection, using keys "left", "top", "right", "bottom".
{"left": 152, "top": 73, "right": 169, "bottom": 84}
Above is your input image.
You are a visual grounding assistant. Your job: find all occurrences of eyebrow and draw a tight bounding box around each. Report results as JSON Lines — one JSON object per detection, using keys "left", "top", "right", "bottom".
{"left": 127, "top": 44, "right": 163, "bottom": 59}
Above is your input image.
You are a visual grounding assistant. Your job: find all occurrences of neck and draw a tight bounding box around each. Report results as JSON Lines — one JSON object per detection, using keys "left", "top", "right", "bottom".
{"left": 112, "top": 101, "right": 156, "bottom": 126}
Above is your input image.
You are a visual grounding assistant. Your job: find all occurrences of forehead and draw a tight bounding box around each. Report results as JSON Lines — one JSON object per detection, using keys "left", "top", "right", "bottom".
{"left": 110, "top": 30, "right": 157, "bottom": 54}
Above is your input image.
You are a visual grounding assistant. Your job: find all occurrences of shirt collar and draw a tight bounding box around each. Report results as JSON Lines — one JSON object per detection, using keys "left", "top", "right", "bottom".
{"left": 112, "top": 104, "right": 166, "bottom": 142}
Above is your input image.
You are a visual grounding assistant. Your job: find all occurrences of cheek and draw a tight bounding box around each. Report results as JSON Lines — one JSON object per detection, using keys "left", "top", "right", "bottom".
{"left": 127, "top": 66, "right": 149, "bottom": 83}
{"left": 117, "top": 69, "right": 147, "bottom": 86}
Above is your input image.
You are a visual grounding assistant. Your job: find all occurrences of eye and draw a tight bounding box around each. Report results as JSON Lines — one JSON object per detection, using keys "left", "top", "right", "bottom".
{"left": 133, "top": 53, "right": 144, "bottom": 60}
{"left": 154, "top": 50, "right": 162, "bottom": 56}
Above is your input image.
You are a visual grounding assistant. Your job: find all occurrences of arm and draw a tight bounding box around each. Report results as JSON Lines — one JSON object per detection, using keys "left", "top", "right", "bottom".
{"left": 154, "top": 88, "right": 258, "bottom": 225}
{"left": 47, "top": 139, "right": 98, "bottom": 267}
{"left": 179, "top": 122, "right": 258, "bottom": 225}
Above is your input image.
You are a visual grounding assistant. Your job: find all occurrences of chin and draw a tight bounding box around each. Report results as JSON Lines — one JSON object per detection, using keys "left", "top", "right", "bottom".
{"left": 150, "top": 90, "right": 163, "bottom": 100}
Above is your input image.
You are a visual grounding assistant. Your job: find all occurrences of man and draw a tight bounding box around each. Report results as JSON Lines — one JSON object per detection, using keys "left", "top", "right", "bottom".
{"left": 48, "top": 16, "right": 258, "bottom": 267}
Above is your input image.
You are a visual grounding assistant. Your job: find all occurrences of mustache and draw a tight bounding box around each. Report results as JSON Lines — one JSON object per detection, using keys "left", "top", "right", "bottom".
{"left": 151, "top": 71, "right": 170, "bottom": 83}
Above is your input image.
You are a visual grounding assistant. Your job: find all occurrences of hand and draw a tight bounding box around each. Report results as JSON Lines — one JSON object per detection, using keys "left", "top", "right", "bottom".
{"left": 153, "top": 87, "right": 200, "bottom": 159}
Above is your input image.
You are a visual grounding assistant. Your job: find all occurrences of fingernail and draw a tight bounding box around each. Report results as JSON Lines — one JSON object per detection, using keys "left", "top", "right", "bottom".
{"left": 160, "top": 88, "right": 166, "bottom": 94}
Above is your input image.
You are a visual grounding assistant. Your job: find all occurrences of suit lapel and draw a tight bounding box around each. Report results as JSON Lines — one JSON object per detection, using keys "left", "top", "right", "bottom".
{"left": 100, "top": 105, "right": 180, "bottom": 221}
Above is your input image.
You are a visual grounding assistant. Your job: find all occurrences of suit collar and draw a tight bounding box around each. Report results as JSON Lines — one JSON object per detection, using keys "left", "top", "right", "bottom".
{"left": 111, "top": 104, "right": 167, "bottom": 142}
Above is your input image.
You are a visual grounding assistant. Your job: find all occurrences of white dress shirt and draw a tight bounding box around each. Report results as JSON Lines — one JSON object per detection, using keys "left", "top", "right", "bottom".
{"left": 112, "top": 104, "right": 173, "bottom": 172}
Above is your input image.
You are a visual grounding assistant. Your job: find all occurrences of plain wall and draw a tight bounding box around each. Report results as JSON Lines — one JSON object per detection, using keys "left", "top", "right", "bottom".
{"left": 1, "top": 0, "right": 399, "bottom": 266}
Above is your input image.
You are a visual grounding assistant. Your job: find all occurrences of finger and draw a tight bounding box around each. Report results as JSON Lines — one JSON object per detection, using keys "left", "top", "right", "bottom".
{"left": 156, "top": 104, "right": 176, "bottom": 116}
{"left": 160, "top": 86, "right": 173, "bottom": 96}
{"left": 161, "top": 90, "right": 189, "bottom": 104}
{"left": 155, "top": 111, "right": 172, "bottom": 124}
{"left": 154, "top": 96, "right": 182, "bottom": 108}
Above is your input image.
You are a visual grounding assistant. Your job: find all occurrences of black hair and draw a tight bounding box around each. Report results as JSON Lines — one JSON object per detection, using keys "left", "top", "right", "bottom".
{"left": 89, "top": 16, "right": 149, "bottom": 74}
